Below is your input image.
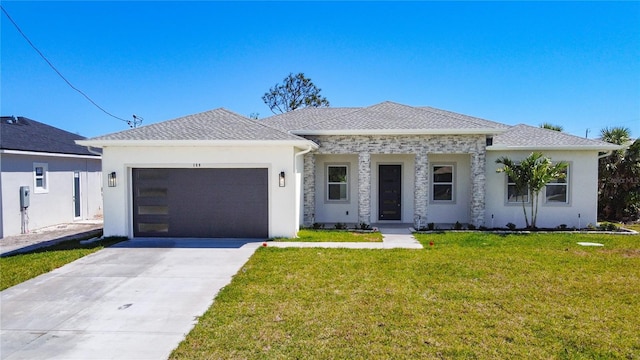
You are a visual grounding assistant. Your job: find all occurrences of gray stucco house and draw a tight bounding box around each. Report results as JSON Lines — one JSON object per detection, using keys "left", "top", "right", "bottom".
{"left": 79, "top": 102, "right": 619, "bottom": 239}
{"left": 0, "top": 116, "right": 103, "bottom": 238}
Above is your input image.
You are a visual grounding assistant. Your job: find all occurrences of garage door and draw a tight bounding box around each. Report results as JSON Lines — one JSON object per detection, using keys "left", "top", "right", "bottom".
{"left": 132, "top": 168, "right": 268, "bottom": 238}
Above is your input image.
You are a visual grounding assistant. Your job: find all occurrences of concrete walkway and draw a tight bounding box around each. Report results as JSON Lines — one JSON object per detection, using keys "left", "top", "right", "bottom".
{"left": 0, "top": 221, "right": 103, "bottom": 257}
{"left": 269, "top": 226, "right": 423, "bottom": 249}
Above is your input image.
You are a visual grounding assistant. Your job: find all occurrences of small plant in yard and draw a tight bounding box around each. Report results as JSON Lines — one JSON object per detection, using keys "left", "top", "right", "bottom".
{"left": 453, "top": 221, "right": 463, "bottom": 230}
{"left": 599, "top": 222, "right": 619, "bottom": 231}
{"left": 312, "top": 222, "right": 324, "bottom": 229}
{"left": 357, "top": 222, "right": 372, "bottom": 230}
{"left": 334, "top": 222, "right": 348, "bottom": 230}
{"left": 427, "top": 222, "right": 435, "bottom": 230}
{"left": 506, "top": 222, "right": 517, "bottom": 230}
{"left": 557, "top": 224, "right": 568, "bottom": 230}
{"left": 467, "top": 223, "right": 476, "bottom": 230}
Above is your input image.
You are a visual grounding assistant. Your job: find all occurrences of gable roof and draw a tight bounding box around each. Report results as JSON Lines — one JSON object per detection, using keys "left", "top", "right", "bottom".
{"left": 81, "top": 108, "right": 309, "bottom": 146}
{"left": 489, "top": 124, "right": 622, "bottom": 151}
{"left": 0, "top": 116, "right": 99, "bottom": 156}
{"left": 262, "top": 101, "right": 509, "bottom": 135}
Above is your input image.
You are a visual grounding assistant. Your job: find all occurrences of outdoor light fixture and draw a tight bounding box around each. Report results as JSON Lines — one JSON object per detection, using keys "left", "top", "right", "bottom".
{"left": 279, "top": 171, "right": 286, "bottom": 187}
{"left": 108, "top": 172, "right": 117, "bottom": 187}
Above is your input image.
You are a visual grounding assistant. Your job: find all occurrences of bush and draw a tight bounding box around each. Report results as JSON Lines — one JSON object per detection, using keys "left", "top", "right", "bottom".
{"left": 358, "top": 222, "right": 372, "bottom": 230}
{"left": 599, "top": 222, "right": 619, "bottom": 232}
{"left": 453, "top": 221, "right": 463, "bottom": 230}
{"left": 557, "top": 224, "right": 568, "bottom": 230}
{"left": 427, "top": 222, "right": 435, "bottom": 231}
{"left": 334, "top": 222, "right": 347, "bottom": 230}
{"left": 467, "top": 224, "right": 476, "bottom": 230}
{"left": 312, "top": 222, "right": 324, "bottom": 230}
{"left": 506, "top": 223, "right": 517, "bottom": 230}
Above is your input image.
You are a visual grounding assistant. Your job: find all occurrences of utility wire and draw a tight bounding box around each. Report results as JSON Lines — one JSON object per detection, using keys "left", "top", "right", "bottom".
{"left": 1, "top": 5, "right": 137, "bottom": 127}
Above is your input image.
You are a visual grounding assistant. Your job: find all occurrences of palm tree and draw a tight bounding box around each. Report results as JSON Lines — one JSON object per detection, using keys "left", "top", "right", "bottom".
{"left": 539, "top": 122, "right": 564, "bottom": 132}
{"left": 600, "top": 126, "right": 631, "bottom": 145}
{"left": 497, "top": 152, "right": 568, "bottom": 228}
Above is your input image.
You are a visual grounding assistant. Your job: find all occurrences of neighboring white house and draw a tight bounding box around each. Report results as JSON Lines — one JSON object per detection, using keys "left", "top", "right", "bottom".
{"left": 78, "top": 102, "right": 619, "bottom": 239}
{"left": 0, "top": 116, "right": 103, "bottom": 238}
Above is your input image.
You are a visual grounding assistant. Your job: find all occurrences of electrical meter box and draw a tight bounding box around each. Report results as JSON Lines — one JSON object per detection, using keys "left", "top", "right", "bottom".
{"left": 20, "top": 186, "right": 30, "bottom": 208}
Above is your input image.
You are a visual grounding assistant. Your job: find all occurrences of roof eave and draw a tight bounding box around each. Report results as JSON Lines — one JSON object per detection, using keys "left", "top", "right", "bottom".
{"left": 487, "top": 145, "right": 624, "bottom": 151}
{"left": 76, "top": 139, "right": 317, "bottom": 149}
{"left": 291, "top": 128, "right": 508, "bottom": 136}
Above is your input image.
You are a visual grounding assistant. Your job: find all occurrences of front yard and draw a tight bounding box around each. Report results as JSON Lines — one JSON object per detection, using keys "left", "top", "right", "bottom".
{"left": 171, "top": 232, "right": 639, "bottom": 359}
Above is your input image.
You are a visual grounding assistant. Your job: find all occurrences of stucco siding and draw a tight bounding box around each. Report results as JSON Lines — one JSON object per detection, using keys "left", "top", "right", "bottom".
{"left": 0, "top": 153, "right": 102, "bottom": 237}
{"left": 485, "top": 150, "right": 599, "bottom": 229}
{"left": 100, "top": 145, "right": 300, "bottom": 239}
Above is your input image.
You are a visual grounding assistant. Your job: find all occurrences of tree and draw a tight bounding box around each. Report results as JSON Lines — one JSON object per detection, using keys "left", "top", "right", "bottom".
{"left": 539, "top": 122, "right": 563, "bottom": 132}
{"left": 496, "top": 152, "right": 568, "bottom": 228}
{"left": 598, "top": 127, "right": 639, "bottom": 222}
{"left": 262, "top": 72, "right": 330, "bottom": 114}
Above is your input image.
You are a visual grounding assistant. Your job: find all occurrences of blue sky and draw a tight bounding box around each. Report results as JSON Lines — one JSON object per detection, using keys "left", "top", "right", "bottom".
{"left": 1, "top": 1, "right": 638, "bottom": 139}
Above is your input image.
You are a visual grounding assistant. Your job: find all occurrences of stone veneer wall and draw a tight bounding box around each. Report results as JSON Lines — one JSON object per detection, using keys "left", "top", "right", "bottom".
{"left": 302, "top": 135, "right": 488, "bottom": 227}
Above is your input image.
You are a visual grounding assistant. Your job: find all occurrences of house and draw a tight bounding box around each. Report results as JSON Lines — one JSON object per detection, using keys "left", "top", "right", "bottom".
{"left": 77, "top": 102, "right": 619, "bottom": 239}
{"left": 0, "top": 116, "right": 103, "bottom": 238}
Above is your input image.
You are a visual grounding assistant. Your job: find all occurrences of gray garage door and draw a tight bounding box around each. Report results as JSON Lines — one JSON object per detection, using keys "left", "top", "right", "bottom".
{"left": 132, "top": 168, "right": 268, "bottom": 238}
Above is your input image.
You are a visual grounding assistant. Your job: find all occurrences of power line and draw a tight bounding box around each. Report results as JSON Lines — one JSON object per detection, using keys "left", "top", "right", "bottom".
{"left": 1, "top": 5, "right": 140, "bottom": 127}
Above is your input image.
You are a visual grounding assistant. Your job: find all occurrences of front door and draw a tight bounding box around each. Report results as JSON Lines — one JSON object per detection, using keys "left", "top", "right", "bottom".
{"left": 378, "top": 165, "right": 401, "bottom": 220}
{"left": 73, "top": 171, "right": 81, "bottom": 218}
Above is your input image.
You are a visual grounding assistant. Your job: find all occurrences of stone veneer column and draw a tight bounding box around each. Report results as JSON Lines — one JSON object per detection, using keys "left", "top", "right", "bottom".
{"left": 470, "top": 150, "right": 486, "bottom": 226}
{"left": 358, "top": 152, "right": 371, "bottom": 225}
{"left": 414, "top": 151, "right": 428, "bottom": 227}
{"left": 303, "top": 153, "right": 316, "bottom": 226}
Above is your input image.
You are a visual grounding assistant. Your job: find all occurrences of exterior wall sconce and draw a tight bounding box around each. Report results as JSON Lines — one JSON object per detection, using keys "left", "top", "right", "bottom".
{"left": 279, "top": 171, "right": 286, "bottom": 187}
{"left": 108, "top": 172, "right": 117, "bottom": 187}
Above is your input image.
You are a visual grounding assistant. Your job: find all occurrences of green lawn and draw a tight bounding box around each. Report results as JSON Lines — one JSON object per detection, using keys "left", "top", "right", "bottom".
{"left": 0, "top": 237, "right": 125, "bottom": 291}
{"left": 171, "top": 232, "right": 640, "bottom": 359}
{"left": 274, "top": 229, "right": 383, "bottom": 242}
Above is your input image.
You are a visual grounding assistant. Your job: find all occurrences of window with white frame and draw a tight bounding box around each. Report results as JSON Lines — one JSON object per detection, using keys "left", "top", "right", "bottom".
{"left": 33, "top": 163, "right": 48, "bottom": 193}
{"left": 545, "top": 166, "right": 569, "bottom": 203}
{"left": 432, "top": 165, "right": 454, "bottom": 202}
{"left": 506, "top": 175, "right": 529, "bottom": 203}
{"left": 327, "top": 165, "right": 348, "bottom": 201}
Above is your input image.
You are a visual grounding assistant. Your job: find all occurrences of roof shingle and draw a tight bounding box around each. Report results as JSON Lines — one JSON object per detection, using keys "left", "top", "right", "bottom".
{"left": 0, "top": 116, "right": 98, "bottom": 156}
{"left": 491, "top": 124, "right": 620, "bottom": 150}
{"left": 88, "top": 108, "right": 305, "bottom": 142}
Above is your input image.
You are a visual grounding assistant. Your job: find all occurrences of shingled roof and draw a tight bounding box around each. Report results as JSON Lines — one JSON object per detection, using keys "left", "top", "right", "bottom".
{"left": 490, "top": 124, "right": 621, "bottom": 150}
{"left": 86, "top": 108, "right": 306, "bottom": 142}
{"left": 262, "top": 101, "right": 509, "bottom": 134}
{"left": 0, "top": 116, "right": 98, "bottom": 156}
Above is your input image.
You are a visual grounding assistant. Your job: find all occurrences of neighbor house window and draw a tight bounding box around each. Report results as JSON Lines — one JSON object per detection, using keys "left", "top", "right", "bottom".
{"left": 507, "top": 175, "right": 529, "bottom": 203}
{"left": 545, "top": 166, "right": 569, "bottom": 204}
{"left": 432, "top": 165, "right": 454, "bottom": 202}
{"left": 34, "top": 163, "right": 48, "bottom": 193}
{"left": 327, "top": 165, "right": 348, "bottom": 201}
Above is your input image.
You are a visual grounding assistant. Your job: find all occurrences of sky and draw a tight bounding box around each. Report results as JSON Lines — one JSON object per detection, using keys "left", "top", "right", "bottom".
{"left": 1, "top": 1, "right": 639, "bottom": 139}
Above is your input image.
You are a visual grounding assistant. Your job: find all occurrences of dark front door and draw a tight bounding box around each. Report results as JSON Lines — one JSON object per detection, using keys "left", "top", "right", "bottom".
{"left": 378, "top": 165, "right": 401, "bottom": 221}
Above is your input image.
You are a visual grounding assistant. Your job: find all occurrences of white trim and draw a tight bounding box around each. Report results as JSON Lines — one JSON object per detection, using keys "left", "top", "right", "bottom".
{"left": 291, "top": 128, "right": 507, "bottom": 136}
{"left": 326, "top": 163, "right": 349, "bottom": 203}
{"left": 33, "top": 162, "right": 49, "bottom": 193}
{"left": 0, "top": 149, "right": 100, "bottom": 159}
{"left": 544, "top": 163, "right": 571, "bottom": 205}
{"left": 76, "top": 139, "right": 317, "bottom": 148}
{"left": 487, "top": 145, "right": 621, "bottom": 151}
{"left": 431, "top": 163, "right": 455, "bottom": 203}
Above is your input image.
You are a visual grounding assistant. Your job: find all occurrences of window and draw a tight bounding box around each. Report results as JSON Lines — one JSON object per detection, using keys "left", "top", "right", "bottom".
{"left": 507, "top": 175, "right": 529, "bottom": 203}
{"left": 432, "top": 165, "right": 454, "bottom": 202}
{"left": 33, "top": 163, "right": 48, "bottom": 193}
{"left": 545, "top": 166, "right": 569, "bottom": 203}
{"left": 327, "top": 165, "right": 348, "bottom": 201}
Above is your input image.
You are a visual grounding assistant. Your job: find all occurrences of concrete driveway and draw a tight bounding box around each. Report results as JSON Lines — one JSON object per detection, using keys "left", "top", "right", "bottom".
{"left": 1, "top": 238, "right": 263, "bottom": 360}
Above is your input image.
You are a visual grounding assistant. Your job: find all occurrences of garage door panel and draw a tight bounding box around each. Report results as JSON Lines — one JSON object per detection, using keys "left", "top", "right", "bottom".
{"left": 133, "top": 168, "right": 268, "bottom": 238}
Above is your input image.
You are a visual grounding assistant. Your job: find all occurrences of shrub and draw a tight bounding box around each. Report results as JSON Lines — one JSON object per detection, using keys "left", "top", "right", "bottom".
{"left": 557, "top": 224, "right": 568, "bottom": 230}
{"left": 427, "top": 222, "right": 435, "bottom": 231}
{"left": 479, "top": 225, "right": 487, "bottom": 231}
{"left": 599, "top": 222, "right": 619, "bottom": 232}
{"left": 312, "top": 222, "right": 324, "bottom": 230}
{"left": 453, "top": 221, "right": 463, "bottom": 230}
{"left": 334, "top": 222, "right": 347, "bottom": 230}
{"left": 467, "top": 224, "right": 476, "bottom": 230}
{"left": 358, "top": 222, "right": 372, "bottom": 230}
{"left": 506, "top": 222, "right": 517, "bottom": 230}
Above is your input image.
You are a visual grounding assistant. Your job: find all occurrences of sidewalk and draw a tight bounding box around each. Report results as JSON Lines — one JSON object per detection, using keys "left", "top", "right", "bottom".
{"left": 0, "top": 221, "right": 103, "bottom": 257}
{"left": 268, "top": 226, "right": 423, "bottom": 249}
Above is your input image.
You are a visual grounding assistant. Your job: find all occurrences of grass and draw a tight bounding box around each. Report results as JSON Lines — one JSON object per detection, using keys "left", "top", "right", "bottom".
{"left": 171, "top": 232, "right": 640, "bottom": 359}
{"left": 621, "top": 223, "right": 640, "bottom": 232}
{"left": 0, "top": 237, "right": 125, "bottom": 291}
{"left": 273, "top": 229, "right": 383, "bottom": 242}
